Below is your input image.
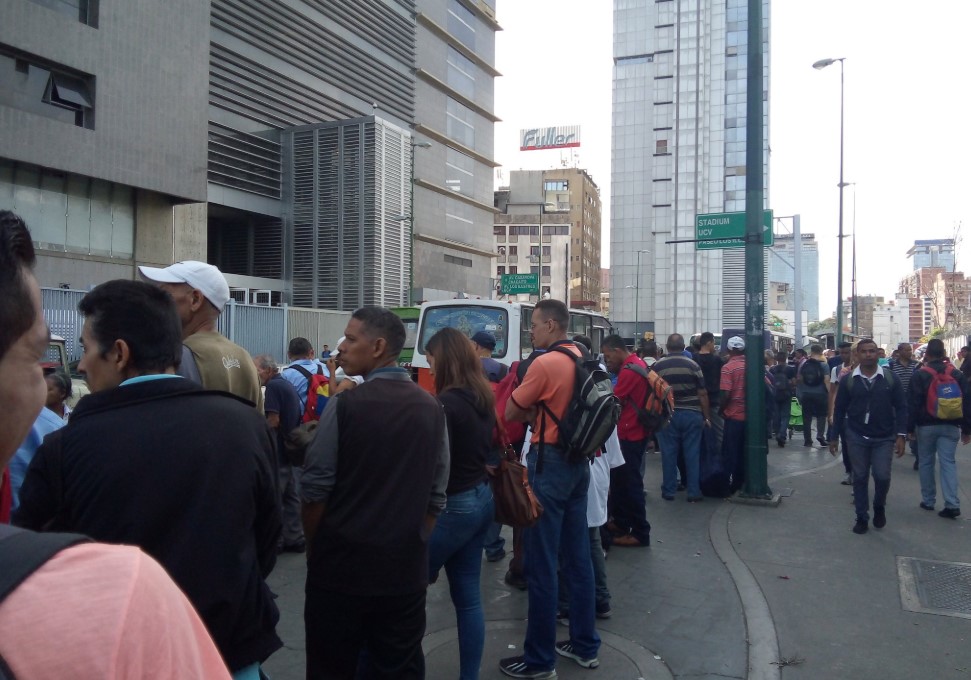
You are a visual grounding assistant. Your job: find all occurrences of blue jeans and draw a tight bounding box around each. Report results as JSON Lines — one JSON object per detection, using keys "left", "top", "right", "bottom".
{"left": 773, "top": 400, "right": 791, "bottom": 441}
{"left": 609, "top": 438, "right": 651, "bottom": 542}
{"left": 723, "top": 418, "right": 747, "bottom": 493}
{"left": 523, "top": 445, "right": 600, "bottom": 670}
{"left": 559, "top": 526, "right": 610, "bottom": 613}
{"left": 845, "top": 429, "right": 895, "bottom": 522}
{"left": 428, "top": 482, "right": 494, "bottom": 680}
{"left": 917, "top": 424, "right": 961, "bottom": 510}
{"left": 657, "top": 410, "right": 703, "bottom": 497}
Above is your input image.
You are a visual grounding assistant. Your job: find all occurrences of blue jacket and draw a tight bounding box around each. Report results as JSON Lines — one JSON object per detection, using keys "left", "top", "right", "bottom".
{"left": 831, "top": 367, "right": 907, "bottom": 441}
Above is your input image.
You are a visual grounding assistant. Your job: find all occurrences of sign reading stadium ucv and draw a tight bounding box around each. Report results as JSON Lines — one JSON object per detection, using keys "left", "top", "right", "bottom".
{"left": 520, "top": 125, "right": 581, "bottom": 151}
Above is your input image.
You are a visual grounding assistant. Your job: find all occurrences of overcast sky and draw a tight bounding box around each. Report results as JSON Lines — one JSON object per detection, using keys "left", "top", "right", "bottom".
{"left": 493, "top": 1, "right": 971, "bottom": 320}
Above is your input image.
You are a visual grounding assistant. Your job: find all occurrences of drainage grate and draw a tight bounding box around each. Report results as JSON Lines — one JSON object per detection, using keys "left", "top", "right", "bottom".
{"left": 898, "top": 557, "right": 971, "bottom": 619}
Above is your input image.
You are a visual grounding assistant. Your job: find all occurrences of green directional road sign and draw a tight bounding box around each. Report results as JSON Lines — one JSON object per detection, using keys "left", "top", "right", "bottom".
{"left": 500, "top": 273, "right": 540, "bottom": 295}
{"left": 695, "top": 210, "right": 774, "bottom": 250}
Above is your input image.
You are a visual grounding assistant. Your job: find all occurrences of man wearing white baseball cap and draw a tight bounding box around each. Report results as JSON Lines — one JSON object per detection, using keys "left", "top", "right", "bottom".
{"left": 139, "top": 260, "right": 262, "bottom": 409}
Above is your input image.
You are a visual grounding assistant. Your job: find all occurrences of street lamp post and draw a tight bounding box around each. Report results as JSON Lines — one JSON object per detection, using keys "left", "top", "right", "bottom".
{"left": 813, "top": 56, "right": 846, "bottom": 346}
{"left": 634, "top": 249, "right": 650, "bottom": 342}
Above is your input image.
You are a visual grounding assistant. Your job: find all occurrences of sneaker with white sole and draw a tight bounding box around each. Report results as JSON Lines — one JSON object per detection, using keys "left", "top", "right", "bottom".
{"left": 499, "top": 656, "right": 557, "bottom": 679}
{"left": 554, "top": 641, "right": 599, "bottom": 669}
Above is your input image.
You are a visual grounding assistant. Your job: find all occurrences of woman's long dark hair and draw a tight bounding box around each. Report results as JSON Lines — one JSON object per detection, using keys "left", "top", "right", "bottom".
{"left": 426, "top": 327, "right": 495, "bottom": 415}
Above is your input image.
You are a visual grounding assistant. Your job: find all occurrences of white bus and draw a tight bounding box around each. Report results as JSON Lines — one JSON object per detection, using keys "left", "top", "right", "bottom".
{"left": 412, "top": 300, "right": 612, "bottom": 392}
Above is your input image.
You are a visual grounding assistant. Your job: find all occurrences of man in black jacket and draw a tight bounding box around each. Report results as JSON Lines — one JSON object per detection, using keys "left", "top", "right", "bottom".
{"left": 829, "top": 338, "right": 908, "bottom": 535}
{"left": 14, "top": 280, "right": 282, "bottom": 675}
{"left": 906, "top": 339, "right": 971, "bottom": 519}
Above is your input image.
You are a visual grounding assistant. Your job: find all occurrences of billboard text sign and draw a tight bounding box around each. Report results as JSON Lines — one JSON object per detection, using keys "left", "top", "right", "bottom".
{"left": 520, "top": 125, "right": 581, "bottom": 151}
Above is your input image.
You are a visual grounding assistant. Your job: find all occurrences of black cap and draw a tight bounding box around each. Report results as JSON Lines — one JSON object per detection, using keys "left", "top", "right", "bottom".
{"left": 471, "top": 331, "right": 497, "bottom": 350}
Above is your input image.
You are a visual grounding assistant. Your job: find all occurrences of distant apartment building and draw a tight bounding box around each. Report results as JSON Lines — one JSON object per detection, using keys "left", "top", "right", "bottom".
{"left": 493, "top": 169, "right": 603, "bottom": 307}
{"left": 848, "top": 295, "right": 884, "bottom": 338}
{"left": 931, "top": 270, "right": 971, "bottom": 328}
{"left": 871, "top": 296, "right": 910, "bottom": 348}
{"left": 768, "top": 232, "right": 819, "bottom": 321}
{"left": 600, "top": 268, "right": 611, "bottom": 317}
{"left": 907, "top": 239, "right": 955, "bottom": 272}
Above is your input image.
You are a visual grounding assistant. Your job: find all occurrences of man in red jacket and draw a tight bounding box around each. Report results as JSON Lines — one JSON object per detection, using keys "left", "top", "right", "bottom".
{"left": 601, "top": 334, "right": 652, "bottom": 546}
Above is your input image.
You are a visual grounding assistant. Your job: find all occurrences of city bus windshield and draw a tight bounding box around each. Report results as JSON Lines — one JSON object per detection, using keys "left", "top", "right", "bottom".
{"left": 418, "top": 305, "right": 509, "bottom": 358}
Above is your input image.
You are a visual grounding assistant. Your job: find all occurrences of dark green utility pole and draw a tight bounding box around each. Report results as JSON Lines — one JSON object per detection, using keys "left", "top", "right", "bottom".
{"left": 741, "top": 0, "right": 771, "bottom": 498}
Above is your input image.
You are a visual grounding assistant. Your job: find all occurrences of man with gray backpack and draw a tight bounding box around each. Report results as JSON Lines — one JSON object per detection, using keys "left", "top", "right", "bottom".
{"left": 500, "top": 300, "right": 618, "bottom": 678}
{"left": 798, "top": 344, "right": 830, "bottom": 447}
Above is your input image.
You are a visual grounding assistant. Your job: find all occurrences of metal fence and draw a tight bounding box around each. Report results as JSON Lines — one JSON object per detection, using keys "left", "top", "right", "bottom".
{"left": 42, "top": 287, "right": 351, "bottom": 364}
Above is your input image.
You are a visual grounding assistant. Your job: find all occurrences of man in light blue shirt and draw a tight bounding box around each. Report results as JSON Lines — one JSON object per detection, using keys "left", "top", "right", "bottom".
{"left": 9, "top": 406, "right": 64, "bottom": 510}
{"left": 283, "top": 337, "right": 329, "bottom": 412}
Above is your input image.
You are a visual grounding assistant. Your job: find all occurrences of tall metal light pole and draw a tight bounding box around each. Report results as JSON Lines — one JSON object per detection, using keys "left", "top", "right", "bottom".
{"left": 813, "top": 56, "right": 846, "bottom": 345}
{"left": 634, "top": 249, "right": 650, "bottom": 342}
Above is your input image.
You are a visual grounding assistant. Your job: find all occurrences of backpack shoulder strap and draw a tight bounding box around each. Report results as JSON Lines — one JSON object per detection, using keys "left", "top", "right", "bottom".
{"left": 624, "top": 363, "right": 650, "bottom": 380}
{"left": 288, "top": 364, "right": 313, "bottom": 380}
{"left": 0, "top": 525, "right": 91, "bottom": 604}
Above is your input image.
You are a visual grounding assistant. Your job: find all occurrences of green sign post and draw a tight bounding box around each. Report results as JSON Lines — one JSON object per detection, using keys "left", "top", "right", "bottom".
{"left": 695, "top": 210, "right": 774, "bottom": 250}
{"left": 500, "top": 273, "right": 540, "bottom": 295}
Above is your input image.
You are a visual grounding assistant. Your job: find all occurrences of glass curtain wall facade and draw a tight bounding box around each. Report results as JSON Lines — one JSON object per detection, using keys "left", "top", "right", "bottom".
{"left": 413, "top": 0, "right": 499, "bottom": 302}
{"left": 610, "top": 0, "right": 770, "bottom": 339}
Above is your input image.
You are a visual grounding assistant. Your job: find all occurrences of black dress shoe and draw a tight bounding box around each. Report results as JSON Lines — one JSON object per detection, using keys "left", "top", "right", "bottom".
{"left": 852, "top": 519, "right": 868, "bottom": 534}
{"left": 939, "top": 507, "right": 961, "bottom": 519}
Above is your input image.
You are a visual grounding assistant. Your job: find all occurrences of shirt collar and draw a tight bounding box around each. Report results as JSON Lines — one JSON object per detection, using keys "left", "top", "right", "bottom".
{"left": 852, "top": 365, "right": 882, "bottom": 381}
{"left": 119, "top": 374, "right": 184, "bottom": 387}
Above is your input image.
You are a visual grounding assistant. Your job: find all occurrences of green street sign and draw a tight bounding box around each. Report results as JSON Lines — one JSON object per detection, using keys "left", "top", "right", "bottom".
{"left": 695, "top": 210, "right": 774, "bottom": 250}
{"left": 501, "top": 273, "right": 540, "bottom": 295}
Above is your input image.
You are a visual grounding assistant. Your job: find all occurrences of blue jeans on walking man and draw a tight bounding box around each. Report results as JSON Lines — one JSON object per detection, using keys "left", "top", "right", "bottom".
{"left": 917, "top": 424, "right": 961, "bottom": 512}
{"left": 428, "top": 482, "right": 495, "bottom": 680}
{"left": 773, "top": 399, "right": 791, "bottom": 442}
{"left": 846, "top": 429, "right": 895, "bottom": 523}
{"left": 657, "top": 410, "right": 703, "bottom": 498}
{"left": 523, "top": 444, "right": 600, "bottom": 671}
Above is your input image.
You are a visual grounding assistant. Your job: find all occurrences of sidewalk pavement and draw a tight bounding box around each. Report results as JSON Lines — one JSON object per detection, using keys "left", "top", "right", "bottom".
{"left": 262, "top": 440, "right": 970, "bottom": 679}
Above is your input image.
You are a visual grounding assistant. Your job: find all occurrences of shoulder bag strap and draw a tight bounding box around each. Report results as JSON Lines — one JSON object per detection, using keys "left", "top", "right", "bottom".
{"left": 0, "top": 525, "right": 90, "bottom": 604}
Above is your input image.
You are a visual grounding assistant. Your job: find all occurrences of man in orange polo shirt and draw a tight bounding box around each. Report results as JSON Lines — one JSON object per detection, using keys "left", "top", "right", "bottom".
{"left": 500, "top": 299, "right": 601, "bottom": 678}
{"left": 720, "top": 336, "right": 748, "bottom": 494}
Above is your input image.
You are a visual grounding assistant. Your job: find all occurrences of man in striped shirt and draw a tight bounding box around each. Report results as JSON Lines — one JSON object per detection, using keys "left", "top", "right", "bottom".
{"left": 889, "top": 342, "right": 919, "bottom": 469}
{"left": 653, "top": 334, "right": 711, "bottom": 502}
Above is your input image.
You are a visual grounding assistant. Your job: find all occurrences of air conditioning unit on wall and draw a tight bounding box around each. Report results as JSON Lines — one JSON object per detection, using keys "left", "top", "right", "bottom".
{"left": 229, "top": 287, "right": 249, "bottom": 304}
{"left": 251, "top": 290, "right": 272, "bottom": 306}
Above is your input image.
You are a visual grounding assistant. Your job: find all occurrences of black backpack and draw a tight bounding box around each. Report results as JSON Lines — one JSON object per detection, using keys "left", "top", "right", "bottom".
{"left": 800, "top": 359, "right": 825, "bottom": 388}
{"left": 771, "top": 365, "right": 792, "bottom": 401}
{"left": 538, "top": 341, "right": 621, "bottom": 465}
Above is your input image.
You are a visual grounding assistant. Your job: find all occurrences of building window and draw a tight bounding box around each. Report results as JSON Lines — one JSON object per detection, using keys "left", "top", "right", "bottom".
{"left": 509, "top": 245, "right": 518, "bottom": 256}
{"left": 655, "top": 139, "right": 668, "bottom": 154}
{"left": 0, "top": 159, "right": 133, "bottom": 258}
{"left": 544, "top": 180, "right": 568, "bottom": 192}
{"left": 444, "top": 253, "right": 473, "bottom": 267}
{"left": 542, "top": 225, "right": 569, "bottom": 235}
{"left": 446, "top": 47, "right": 476, "bottom": 100}
{"left": 542, "top": 266, "right": 551, "bottom": 276}
{"left": 530, "top": 266, "right": 539, "bottom": 274}
{"left": 27, "top": 0, "right": 98, "bottom": 26}
{"left": 493, "top": 225, "right": 504, "bottom": 235}
{"left": 446, "top": 147, "right": 474, "bottom": 197}
{"left": 0, "top": 51, "right": 95, "bottom": 129}
{"left": 530, "top": 245, "right": 540, "bottom": 256}
{"left": 446, "top": 98, "right": 475, "bottom": 149}
{"left": 497, "top": 266, "right": 505, "bottom": 276}
{"left": 447, "top": 0, "right": 476, "bottom": 49}
{"left": 510, "top": 265, "right": 518, "bottom": 274}
{"left": 542, "top": 246, "right": 551, "bottom": 256}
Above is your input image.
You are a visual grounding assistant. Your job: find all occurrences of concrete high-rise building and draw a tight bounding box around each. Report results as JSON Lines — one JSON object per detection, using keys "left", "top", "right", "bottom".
{"left": 610, "top": 0, "right": 770, "bottom": 339}
{"left": 412, "top": 0, "right": 499, "bottom": 302}
{"left": 908, "top": 239, "right": 955, "bottom": 272}
{"left": 1, "top": 0, "right": 499, "bottom": 310}
{"left": 768, "top": 232, "right": 819, "bottom": 321}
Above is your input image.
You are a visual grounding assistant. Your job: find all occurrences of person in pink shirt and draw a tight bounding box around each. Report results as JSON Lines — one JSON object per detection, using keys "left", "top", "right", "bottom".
{"left": 0, "top": 211, "right": 230, "bottom": 680}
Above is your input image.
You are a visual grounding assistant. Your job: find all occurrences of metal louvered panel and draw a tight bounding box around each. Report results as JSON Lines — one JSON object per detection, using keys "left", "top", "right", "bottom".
{"left": 252, "top": 220, "right": 283, "bottom": 279}
{"left": 207, "top": 122, "right": 282, "bottom": 199}
{"left": 284, "top": 118, "right": 410, "bottom": 311}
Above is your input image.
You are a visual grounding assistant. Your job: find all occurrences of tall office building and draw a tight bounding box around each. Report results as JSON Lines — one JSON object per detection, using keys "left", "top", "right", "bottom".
{"left": 412, "top": 0, "right": 499, "bottom": 303}
{"left": 1, "top": 0, "right": 498, "bottom": 308}
{"left": 610, "top": 0, "right": 770, "bottom": 339}
{"left": 907, "top": 239, "right": 955, "bottom": 272}
{"left": 768, "top": 232, "right": 819, "bottom": 321}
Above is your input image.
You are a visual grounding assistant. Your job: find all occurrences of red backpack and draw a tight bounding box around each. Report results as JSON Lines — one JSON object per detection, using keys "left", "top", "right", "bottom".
{"left": 491, "top": 361, "right": 527, "bottom": 450}
{"left": 921, "top": 363, "right": 963, "bottom": 420}
{"left": 289, "top": 364, "right": 330, "bottom": 423}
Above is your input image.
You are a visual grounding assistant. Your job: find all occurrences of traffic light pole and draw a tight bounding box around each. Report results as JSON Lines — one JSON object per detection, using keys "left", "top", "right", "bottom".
{"left": 741, "top": 0, "right": 773, "bottom": 500}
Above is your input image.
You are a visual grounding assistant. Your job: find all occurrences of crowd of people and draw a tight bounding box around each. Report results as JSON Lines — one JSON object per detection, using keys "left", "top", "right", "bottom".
{"left": 1, "top": 205, "right": 968, "bottom": 679}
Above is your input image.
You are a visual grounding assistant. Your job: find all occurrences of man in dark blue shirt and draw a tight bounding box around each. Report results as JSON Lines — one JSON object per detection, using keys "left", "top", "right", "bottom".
{"left": 830, "top": 338, "right": 907, "bottom": 535}
{"left": 254, "top": 355, "right": 304, "bottom": 553}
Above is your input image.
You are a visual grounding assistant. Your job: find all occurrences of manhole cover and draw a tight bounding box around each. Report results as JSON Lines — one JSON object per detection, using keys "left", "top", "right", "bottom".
{"left": 898, "top": 557, "right": 971, "bottom": 619}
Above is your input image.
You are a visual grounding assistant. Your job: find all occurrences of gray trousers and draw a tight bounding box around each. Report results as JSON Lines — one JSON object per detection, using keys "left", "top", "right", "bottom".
{"left": 279, "top": 463, "right": 304, "bottom": 545}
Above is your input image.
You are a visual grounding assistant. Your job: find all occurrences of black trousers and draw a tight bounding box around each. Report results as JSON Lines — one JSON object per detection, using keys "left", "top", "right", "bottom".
{"left": 305, "top": 587, "right": 426, "bottom": 680}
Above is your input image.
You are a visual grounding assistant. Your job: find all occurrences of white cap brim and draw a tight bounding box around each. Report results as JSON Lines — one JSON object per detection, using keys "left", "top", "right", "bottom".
{"left": 138, "top": 265, "right": 185, "bottom": 284}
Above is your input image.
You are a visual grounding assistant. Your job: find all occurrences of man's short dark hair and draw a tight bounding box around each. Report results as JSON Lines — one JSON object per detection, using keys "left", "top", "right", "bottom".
{"left": 0, "top": 211, "right": 38, "bottom": 362}
{"left": 666, "top": 333, "right": 685, "bottom": 353}
{"left": 700, "top": 332, "right": 715, "bottom": 346}
{"left": 925, "top": 338, "right": 946, "bottom": 359}
{"left": 601, "top": 335, "right": 626, "bottom": 352}
{"left": 794, "top": 348, "right": 807, "bottom": 358}
{"left": 643, "top": 340, "right": 658, "bottom": 357}
{"left": 352, "top": 306, "right": 405, "bottom": 358}
{"left": 809, "top": 344, "right": 822, "bottom": 355}
{"left": 838, "top": 341, "right": 852, "bottom": 350}
{"left": 962, "top": 345, "right": 971, "bottom": 353}
{"left": 534, "top": 299, "right": 569, "bottom": 330}
{"left": 288, "top": 337, "right": 314, "bottom": 358}
{"left": 78, "top": 280, "right": 182, "bottom": 372}
{"left": 572, "top": 334, "right": 593, "bottom": 352}
{"left": 856, "top": 337, "right": 877, "bottom": 351}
